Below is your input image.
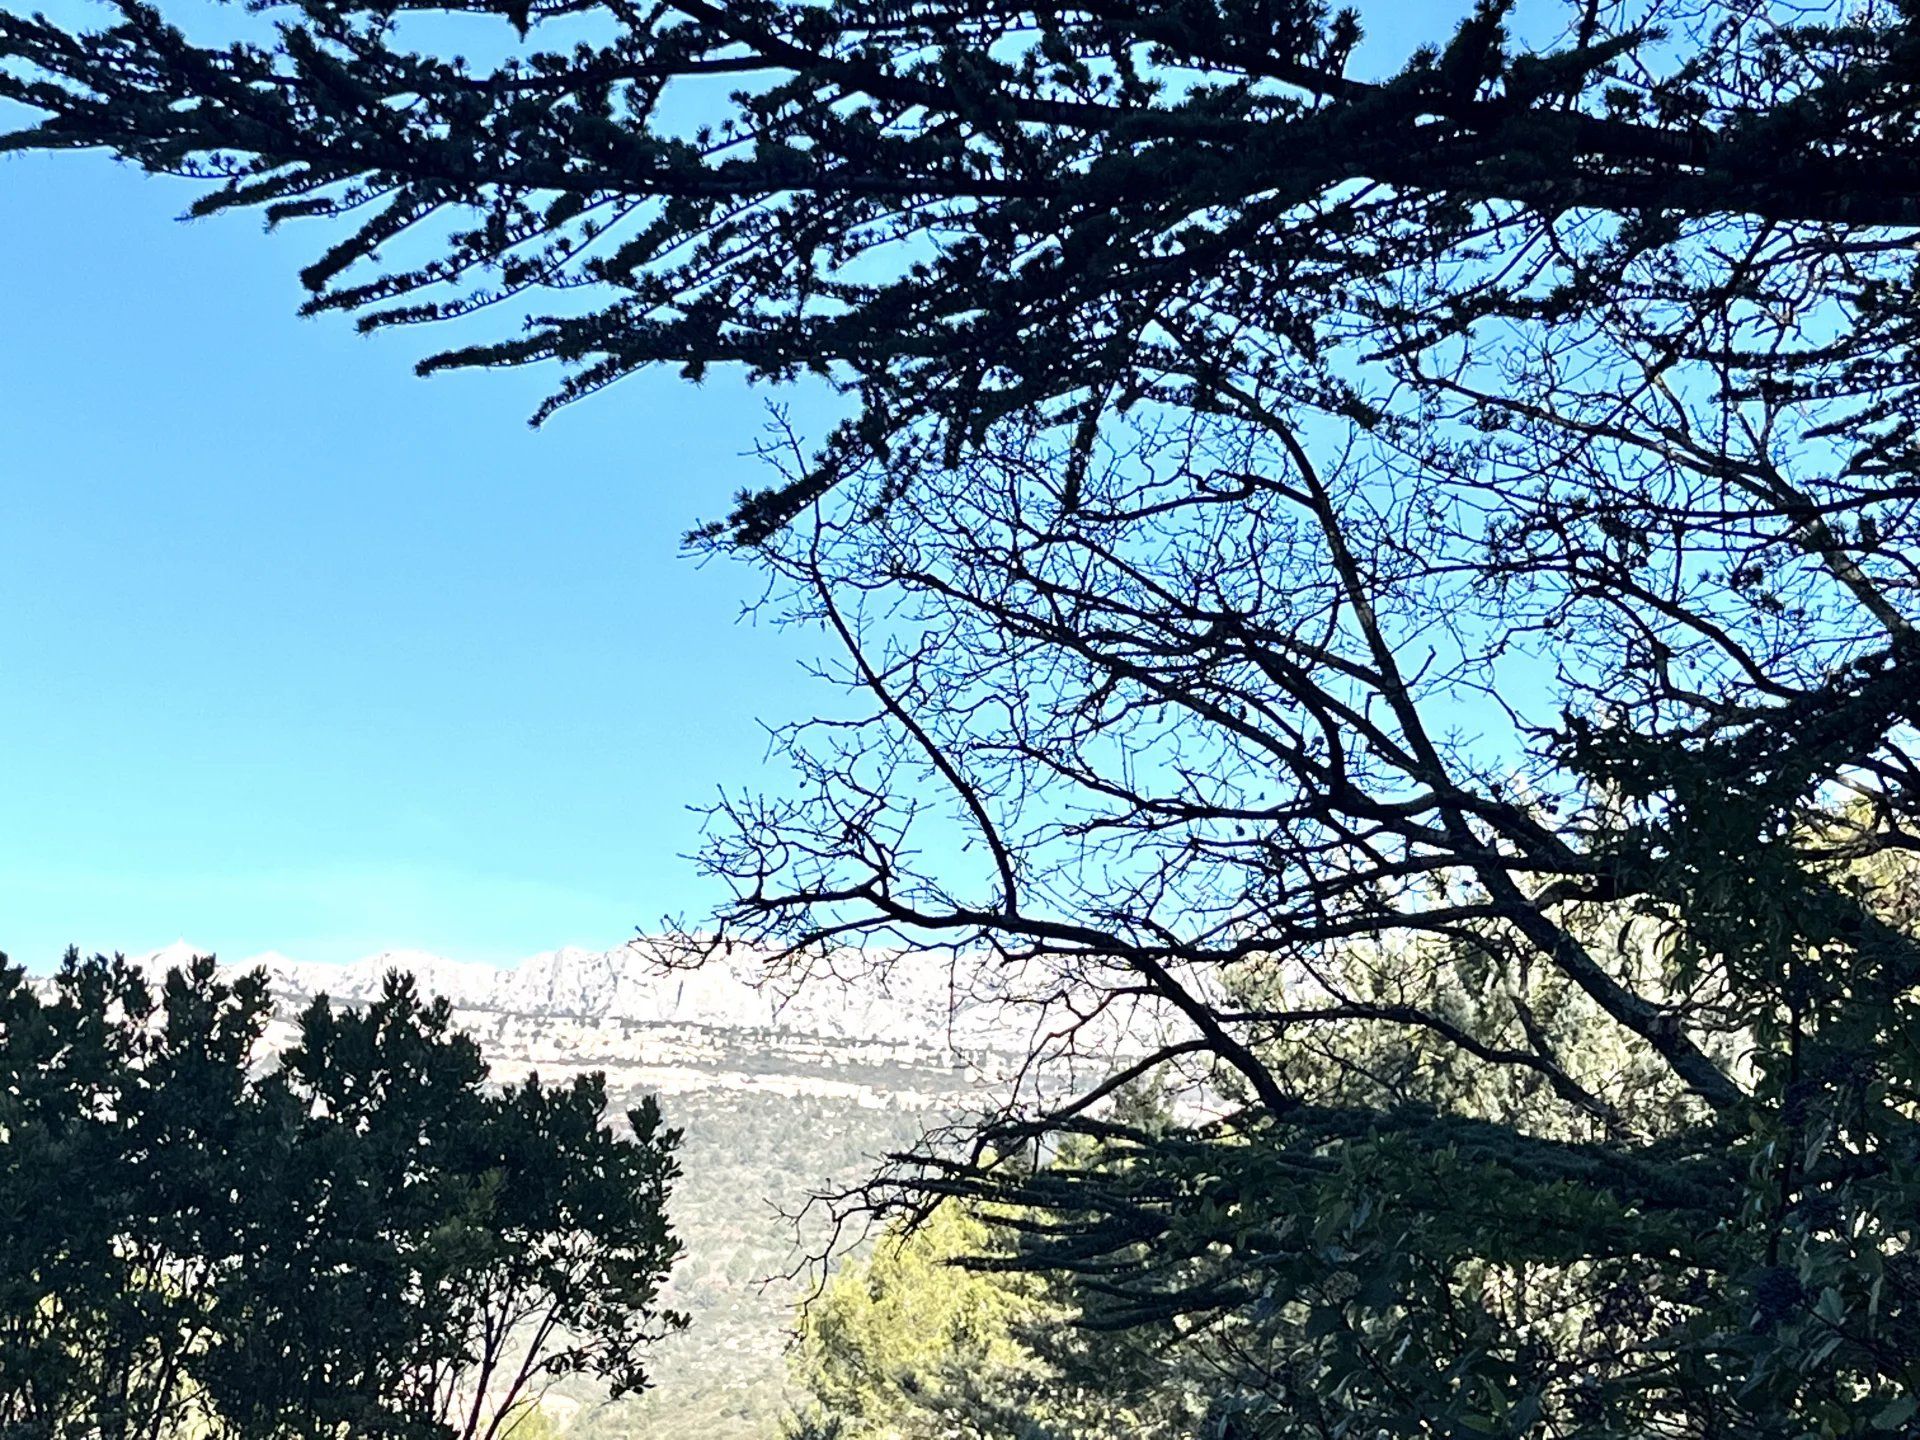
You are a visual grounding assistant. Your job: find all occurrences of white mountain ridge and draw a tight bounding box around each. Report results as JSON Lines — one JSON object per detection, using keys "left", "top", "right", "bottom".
{"left": 133, "top": 937, "right": 1178, "bottom": 1067}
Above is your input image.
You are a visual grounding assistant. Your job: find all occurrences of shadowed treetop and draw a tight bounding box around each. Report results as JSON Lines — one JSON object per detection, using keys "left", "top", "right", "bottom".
{"left": 5, "top": 0, "right": 1919, "bottom": 538}
{"left": 9, "top": 5, "right": 1920, "bottom": 1431}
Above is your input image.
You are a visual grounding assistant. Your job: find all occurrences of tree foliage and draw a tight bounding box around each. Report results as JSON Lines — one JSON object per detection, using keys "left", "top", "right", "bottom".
{"left": 789, "top": 1149, "right": 1216, "bottom": 1440}
{"left": 0, "top": 951, "right": 685, "bottom": 1440}
{"left": 797, "top": 863, "right": 1920, "bottom": 1437}
{"left": 791, "top": 1205, "right": 1182, "bottom": 1440}
{"left": 789, "top": 1203, "right": 1057, "bottom": 1439}
{"left": 5, "top": 0, "right": 1920, "bottom": 1432}
{"left": 6, "top": 0, "right": 1920, "bottom": 539}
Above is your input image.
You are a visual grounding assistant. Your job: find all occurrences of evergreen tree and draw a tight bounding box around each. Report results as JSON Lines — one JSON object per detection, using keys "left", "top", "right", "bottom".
{"left": 797, "top": 856, "right": 1920, "bottom": 1436}
{"left": 0, "top": 951, "right": 685, "bottom": 1440}
{"left": 6, "top": 0, "right": 1920, "bottom": 1431}
{"left": 3, "top": 0, "right": 1918, "bottom": 543}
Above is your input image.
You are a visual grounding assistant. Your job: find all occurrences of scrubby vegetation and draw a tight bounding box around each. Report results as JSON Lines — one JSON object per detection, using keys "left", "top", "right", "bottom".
{"left": 0, "top": 953, "right": 682, "bottom": 1440}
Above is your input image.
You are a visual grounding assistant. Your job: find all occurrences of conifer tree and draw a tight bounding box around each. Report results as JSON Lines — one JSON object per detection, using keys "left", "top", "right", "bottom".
{"left": 5, "top": 0, "right": 1920, "bottom": 1430}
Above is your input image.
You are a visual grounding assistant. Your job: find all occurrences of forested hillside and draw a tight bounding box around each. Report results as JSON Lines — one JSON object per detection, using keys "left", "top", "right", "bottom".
{"left": 580, "top": 1090, "right": 925, "bottom": 1438}
{"left": 250, "top": 949, "right": 985, "bottom": 1438}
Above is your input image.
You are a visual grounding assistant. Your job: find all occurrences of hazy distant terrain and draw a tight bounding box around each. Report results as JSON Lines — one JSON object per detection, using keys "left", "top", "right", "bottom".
{"left": 133, "top": 941, "right": 1034, "bottom": 1438}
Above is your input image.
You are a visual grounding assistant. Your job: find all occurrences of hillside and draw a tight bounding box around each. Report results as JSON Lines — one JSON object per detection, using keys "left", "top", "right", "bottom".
{"left": 131, "top": 940, "right": 1042, "bottom": 1438}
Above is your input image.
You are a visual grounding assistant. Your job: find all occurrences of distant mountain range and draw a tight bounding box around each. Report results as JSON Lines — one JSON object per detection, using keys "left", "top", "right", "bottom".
{"left": 117, "top": 939, "right": 1008, "bottom": 1436}
{"left": 110, "top": 936, "right": 1186, "bottom": 1436}
{"left": 256, "top": 939, "right": 995, "bottom": 1050}
{"left": 134, "top": 935, "right": 1179, "bottom": 1089}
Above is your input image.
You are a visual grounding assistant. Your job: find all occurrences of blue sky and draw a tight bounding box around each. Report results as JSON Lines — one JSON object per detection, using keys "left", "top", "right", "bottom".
{"left": 0, "top": 0, "right": 1541, "bottom": 970}
{"left": 1, "top": 149, "right": 837, "bottom": 967}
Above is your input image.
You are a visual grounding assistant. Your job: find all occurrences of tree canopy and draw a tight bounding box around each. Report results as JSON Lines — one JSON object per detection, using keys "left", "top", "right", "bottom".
{"left": 6, "top": 0, "right": 1920, "bottom": 538}
{"left": 791, "top": 864, "right": 1920, "bottom": 1436}
{"left": 5, "top": 0, "right": 1920, "bottom": 1432}
{"left": 0, "top": 951, "right": 684, "bottom": 1440}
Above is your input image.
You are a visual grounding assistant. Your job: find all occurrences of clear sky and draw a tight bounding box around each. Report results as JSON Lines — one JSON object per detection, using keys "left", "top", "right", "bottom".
{"left": 0, "top": 148, "right": 837, "bottom": 968}
{"left": 0, "top": 0, "right": 1541, "bottom": 971}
